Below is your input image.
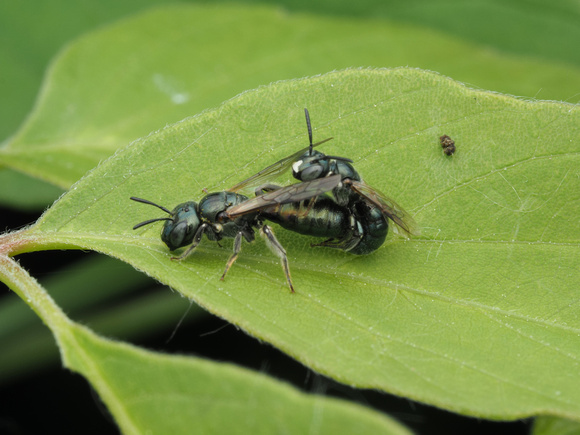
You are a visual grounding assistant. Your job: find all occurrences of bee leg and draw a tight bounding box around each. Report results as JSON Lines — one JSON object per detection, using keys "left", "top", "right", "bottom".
{"left": 311, "top": 237, "right": 360, "bottom": 251}
{"left": 311, "top": 216, "right": 363, "bottom": 251}
{"left": 260, "top": 225, "right": 295, "bottom": 293}
{"left": 310, "top": 238, "right": 354, "bottom": 250}
{"left": 311, "top": 237, "right": 337, "bottom": 247}
{"left": 220, "top": 231, "right": 243, "bottom": 281}
{"left": 171, "top": 223, "right": 208, "bottom": 261}
{"left": 254, "top": 183, "right": 282, "bottom": 196}
{"left": 299, "top": 196, "right": 317, "bottom": 218}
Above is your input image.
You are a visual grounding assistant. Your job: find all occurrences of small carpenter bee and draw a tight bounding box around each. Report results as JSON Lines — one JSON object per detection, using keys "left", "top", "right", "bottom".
{"left": 131, "top": 175, "right": 341, "bottom": 293}
{"left": 229, "top": 109, "right": 420, "bottom": 247}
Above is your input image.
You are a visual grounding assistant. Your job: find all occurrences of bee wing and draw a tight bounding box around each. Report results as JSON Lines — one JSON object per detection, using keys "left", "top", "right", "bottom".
{"left": 227, "top": 174, "right": 341, "bottom": 218}
{"left": 350, "top": 180, "right": 421, "bottom": 236}
{"left": 228, "top": 137, "right": 333, "bottom": 193}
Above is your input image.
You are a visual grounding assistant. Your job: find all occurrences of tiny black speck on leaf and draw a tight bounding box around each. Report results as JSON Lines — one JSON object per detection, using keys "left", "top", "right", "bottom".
{"left": 440, "top": 135, "right": 456, "bottom": 156}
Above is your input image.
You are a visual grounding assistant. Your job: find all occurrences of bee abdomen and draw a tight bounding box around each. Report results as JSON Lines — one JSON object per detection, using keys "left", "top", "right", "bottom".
{"left": 262, "top": 198, "right": 350, "bottom": 239}
{"left": 348, "top": 201, "right": 388, "bottom": 255}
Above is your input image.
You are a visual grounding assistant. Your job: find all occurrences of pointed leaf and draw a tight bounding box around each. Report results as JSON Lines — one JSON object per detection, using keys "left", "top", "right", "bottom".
{"left": 0, "top": 254, "right": 410, "bottom": 435}
{"left": 14, "top": 68, "right": 580, "bottom": 419}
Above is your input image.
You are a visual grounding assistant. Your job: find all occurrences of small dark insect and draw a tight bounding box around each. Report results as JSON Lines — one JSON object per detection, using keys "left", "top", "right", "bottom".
{"left": 290, "top": 109, "right": 419, "bottom": 238}
{"left": 231, "top": 109, "right": 420, "bottom": 244}
{"left": 229, "top": 109, "right": 421, "bottom": 264}
{"left": 440, "top": 135, "right": 454, "bottom": 148}
{"left": 131, "top": 175, "right": 341, "bottom": 293}
{"left": 440, "top": 134, "right": 456, "bottom": 156}
{"left": 443, "top": 145, "right": 456, "bottom": 156}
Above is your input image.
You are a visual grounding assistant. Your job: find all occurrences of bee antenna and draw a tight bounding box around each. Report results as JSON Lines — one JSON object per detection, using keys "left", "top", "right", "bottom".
{"left": 304, "top": 108, "right": 313, "bottom": 156}
{"left": 133, "top": 217, "right": 173, "bottom": 230}
{"left": 130, "top": 196, "right": 172, "bottom": 215}
{"left": 318, "top": 155, "right": 354, "bottom": 163}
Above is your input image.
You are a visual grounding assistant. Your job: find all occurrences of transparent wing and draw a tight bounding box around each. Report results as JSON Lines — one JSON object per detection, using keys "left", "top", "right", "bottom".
{"left": 226, "top": 174, "right": 341, "bottom": 218}
{"left": 228, "top": 138, "right": 332, "bottom": 193}
{"left": 350, "top": 180, "right": 421, "bottom": 236}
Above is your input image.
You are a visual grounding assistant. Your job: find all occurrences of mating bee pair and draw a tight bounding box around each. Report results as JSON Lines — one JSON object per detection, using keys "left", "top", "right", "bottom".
{"left": 132, "top": 109, "right": 419, "bottom": 292}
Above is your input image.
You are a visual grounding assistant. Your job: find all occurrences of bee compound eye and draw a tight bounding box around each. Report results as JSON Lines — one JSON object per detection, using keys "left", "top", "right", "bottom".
{"left": 162, "top": 220, "right": 188, "bottom": 250}
{"left": 301, "top": 165, "right": 324, "bottom": 181}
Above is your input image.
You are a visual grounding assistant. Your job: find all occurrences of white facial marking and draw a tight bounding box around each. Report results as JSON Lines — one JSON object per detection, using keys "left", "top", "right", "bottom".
{"left": 292, "top": 160, "right": 303, "bottom": 173}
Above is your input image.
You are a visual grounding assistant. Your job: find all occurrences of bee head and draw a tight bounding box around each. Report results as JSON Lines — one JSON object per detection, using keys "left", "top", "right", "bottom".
{"left": 292, "top": 151, "right": 330, "bottom": 181}
{"left": 131, "top": 197, "right": 200, "bottom": 251}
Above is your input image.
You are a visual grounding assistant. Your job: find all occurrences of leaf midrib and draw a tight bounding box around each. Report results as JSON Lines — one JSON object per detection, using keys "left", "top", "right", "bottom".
{"left": 24, "top": 230, "right": 580, "bottom": 337}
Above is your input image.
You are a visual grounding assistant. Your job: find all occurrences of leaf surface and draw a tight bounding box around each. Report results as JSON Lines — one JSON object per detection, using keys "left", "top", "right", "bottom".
{"left": 0, "top": 255, "right": 408, "bottom": 435}
{"left": 533, "top": 416, "right": 580, "bottom": 435}
{"left": 18, "top": 68, "right": 580, "bottom": 419}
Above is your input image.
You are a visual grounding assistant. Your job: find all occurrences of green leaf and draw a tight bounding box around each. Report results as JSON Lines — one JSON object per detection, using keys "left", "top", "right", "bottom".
{"left": 0, "top": 255, "right": 203, "bottom": 384}
{"left": 0, "top": 256, "right": 145, "bottom": 340}
{"left": 0, "top": 0, "right": 183, "bottom": 142}
{"left": 14, "top": 68, "right": 580, "bottom": 419}
{"left": 533, "top": 416, "right": 580, "bottom": 435}
{"left": 0, "top": 255, "right": 410, "bottom": 435}
{"left": 64, "top": 327, "right": 409, "bottom": 435}
{"left": 267, "top": 0, "right": 580, "bottom": 67}
{"left": 2, "top": 4, "right": 579, "bottom": 188}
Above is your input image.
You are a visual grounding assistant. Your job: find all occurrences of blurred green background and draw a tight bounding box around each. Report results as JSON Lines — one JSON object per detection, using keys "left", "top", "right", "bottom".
{"left": 2, "top": 0, "right": 578, "bottom": 144}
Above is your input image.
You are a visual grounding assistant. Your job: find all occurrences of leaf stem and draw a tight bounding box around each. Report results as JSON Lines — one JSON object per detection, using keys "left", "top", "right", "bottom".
{"left": 0, "top": 253, "right": 71, "bottom": 338}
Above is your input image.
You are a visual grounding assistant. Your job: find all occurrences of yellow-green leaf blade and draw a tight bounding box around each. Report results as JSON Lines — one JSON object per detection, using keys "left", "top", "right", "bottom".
{"left": 533, "top": 416, "right": 580, "bottom": 435}
{"left": 62, "top": 326, "right": 411, "bottom": 435}
{"left": 24, "top": 68, "right": 580, "bottom": 419}
{"left": 0, "top": 254, "right": 410, "bottom": 435}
